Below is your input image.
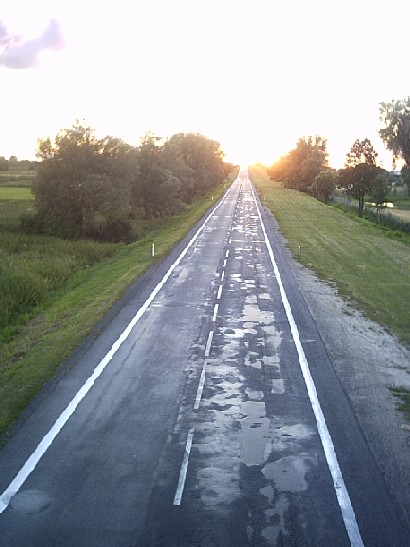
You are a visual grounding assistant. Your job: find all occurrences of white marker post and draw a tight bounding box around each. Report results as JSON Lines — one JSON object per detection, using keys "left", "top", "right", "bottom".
{"left": 152, "top": 242, "right": 155, "bottom": 257}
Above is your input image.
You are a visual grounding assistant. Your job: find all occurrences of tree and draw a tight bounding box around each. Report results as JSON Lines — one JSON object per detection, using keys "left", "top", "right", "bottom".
{"left": 379, "top": 97, "right": 410, "bottom": 168}
{"left": 338, "top": 139, "right": 380, "bottom": 218}
{"left": 402, "top": 165, "right": 410, "bottom": 196}
{"left": 371, "top": 172, "right": 389, "bottom": 221}
{"left": 0, "top": 156, "right": 9, "bottom": 171}
{"left": 312, "top": 169, "right": 337, "bottom": 202}
{"left": 345, "top": 138, "right": 378, "bottom": 168}
{"left": 166, "top": 133, "right": 225, "bottom": 199}
{"left": 268, "top": 135, "right": 328, "bottom": 191}
{"left": 8, "top": 156, "right": 18, "bottom": 170}
{"left": 132, "top": 133, "right": 188, "bottom": 220}
{"left": 32, "top": 121, "right": 134, "bottom": 241}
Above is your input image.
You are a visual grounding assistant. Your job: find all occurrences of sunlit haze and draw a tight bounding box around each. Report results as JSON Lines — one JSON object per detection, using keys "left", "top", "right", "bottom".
{"left": 1, "top": 0, "right": 409, "bottom": 169}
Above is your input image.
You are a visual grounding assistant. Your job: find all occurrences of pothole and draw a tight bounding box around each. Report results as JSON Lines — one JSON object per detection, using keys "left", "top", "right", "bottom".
{"left": 10, "top": 490, "right": 52, "bottom": 514}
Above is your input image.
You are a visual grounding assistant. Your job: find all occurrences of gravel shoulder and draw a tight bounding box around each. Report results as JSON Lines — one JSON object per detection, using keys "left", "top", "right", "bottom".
{"left": 288, "top": 236, "right": 410, "bottom": 528}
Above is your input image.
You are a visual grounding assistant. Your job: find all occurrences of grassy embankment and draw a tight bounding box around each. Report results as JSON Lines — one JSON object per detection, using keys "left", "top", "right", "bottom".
{"left": 252, "top": 165, "right": 410, "bottom": 418}
{"left": 0, "top": 174, "right": 233, "bottom": 440}
{"left": 250, "top": 164, "right": 410, "bottom": 346}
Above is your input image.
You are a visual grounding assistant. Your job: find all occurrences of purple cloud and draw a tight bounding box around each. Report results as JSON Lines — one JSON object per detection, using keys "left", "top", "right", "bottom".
{"left": 0, "top": 19, "right": 65, "bottom": 69}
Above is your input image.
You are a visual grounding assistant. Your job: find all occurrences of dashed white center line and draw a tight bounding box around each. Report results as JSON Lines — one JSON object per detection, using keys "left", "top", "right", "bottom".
{"left": 212, "top": 303, "right": 219, "bottom": 322}
{"left": 217, "top": 284, "right": 223, "bottom": 300}
{"left": 225, "top": 249, "right": 230, "bottom": 258}
{"left": 173, "top": 428, "right": 195, "bottom": 506}
{"left": 194, "top": 366, "right": 206, "bottom": 410}
{"left": 205, "top": 330, "right": 214, "bottom": 357}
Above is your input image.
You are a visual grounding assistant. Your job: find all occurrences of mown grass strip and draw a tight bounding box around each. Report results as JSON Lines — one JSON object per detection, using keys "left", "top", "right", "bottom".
{"left": 0, "top": 187, "right": 34, "bottom": 200}
{"left": 250, "top": 165, "right": 410, "bottom": 345}
{"left": 0, "top": 182, "right": 228, "bottom": 440}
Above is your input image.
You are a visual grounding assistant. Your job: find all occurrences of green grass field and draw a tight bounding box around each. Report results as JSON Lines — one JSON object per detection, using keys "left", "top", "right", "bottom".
{"left": 0, "top": 187, "right": 34, "bottom": 200}
{"left": 0, "top": 179, "right": 230, "bottom": 440}
{"left": 250, "top": 165, "right": 410, "bottom": 345}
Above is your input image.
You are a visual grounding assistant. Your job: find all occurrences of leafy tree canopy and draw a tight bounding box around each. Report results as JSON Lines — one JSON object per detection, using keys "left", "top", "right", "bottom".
{"left": 338, "top": 138, "right": 380, "bottom": 217}
{"left": 379, "top": 97, "right": 410, "bottom": 168}
{"left": 28, "top": 122, "right": 229, "bottom": 241}
{"left": 33, "top": 121, "right": 134, "bottom": 241}
{"left": 312, "top": 169, "right": 338, "bottom": 202}
{"left": 268, "top": 135, "right": 328, "bottom": 191}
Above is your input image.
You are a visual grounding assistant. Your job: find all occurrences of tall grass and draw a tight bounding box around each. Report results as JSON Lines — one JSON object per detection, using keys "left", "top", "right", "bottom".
{"left": 0, "top": 232, "right": 120, "bottom": 342}
{"left": 0, "top": 182, "right": 228, "bottom": 439}
{"left": 0, "top": 171, "right": 36, "bottom": 187}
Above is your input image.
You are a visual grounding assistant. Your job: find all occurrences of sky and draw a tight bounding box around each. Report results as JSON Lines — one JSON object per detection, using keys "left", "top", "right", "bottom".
{"left": 0, "top": 0, "right": 409, "bottom": 169}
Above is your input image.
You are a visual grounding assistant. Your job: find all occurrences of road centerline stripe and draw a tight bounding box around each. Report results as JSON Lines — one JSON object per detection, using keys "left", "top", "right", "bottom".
{"left": 212, "top": 304, "right": 219, "bottom": 322}
{"left": 217, "top": 285, "right": 223, "bottom": 300}
{"left": 194, "top": 366, "right": 206, "bottom": 411}
{"left": 204, "top": 330, "right": 214, "bottom": 357}
{"left": 173, "top": 428, "right": 195, "bottom": 506}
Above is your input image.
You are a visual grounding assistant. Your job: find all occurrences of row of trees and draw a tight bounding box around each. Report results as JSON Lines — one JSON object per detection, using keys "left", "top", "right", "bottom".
{"left": 27, "top": 122, "right": 231, "bottom": 241}
{"left": 267, "top": 135, "right": 333, "bottom": 199}
{"left": 0, "top": 156, "right": 37, "bottom": 171}
{"left": 268, "top": 97, "right": 410, "bottom": 216}
{"left": 268, "top": 136, "right": 388, "bottom": 217}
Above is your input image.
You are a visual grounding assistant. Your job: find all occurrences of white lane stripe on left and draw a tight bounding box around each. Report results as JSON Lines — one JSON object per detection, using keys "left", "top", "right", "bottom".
{"left": 0, "top": 180, "right": 238, "bottom": 515}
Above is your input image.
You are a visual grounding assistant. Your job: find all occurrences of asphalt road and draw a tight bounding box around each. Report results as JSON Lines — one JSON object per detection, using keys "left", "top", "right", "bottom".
{"left": 0, "top": 169, "right": 409, "bottom": 546}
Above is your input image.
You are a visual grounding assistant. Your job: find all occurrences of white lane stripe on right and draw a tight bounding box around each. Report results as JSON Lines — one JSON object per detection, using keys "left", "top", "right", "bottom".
{"left": 0, "top": 181, "right": 238, "bottom": 515}
{"left": 249, "top": 178, "right": 364, "bottom": 547}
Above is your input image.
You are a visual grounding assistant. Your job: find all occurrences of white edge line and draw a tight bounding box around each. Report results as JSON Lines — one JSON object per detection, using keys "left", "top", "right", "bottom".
{"left": 248, "top": 178, "right": 364, "bottom": 547}
{"left": 194, "top": 367, "right": 206, "bottom": 410}
{"left": 173, "top": 428, "right": 195, "bottom": 505}
{"left": 204, "top": 330, "right": 214, "bottom": 357}
{"left": 0, "top": 182, "right": 238, "bottom": 515}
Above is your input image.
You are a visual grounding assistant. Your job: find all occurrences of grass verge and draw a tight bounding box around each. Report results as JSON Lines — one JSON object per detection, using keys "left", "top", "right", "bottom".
{"left": 390, "top": 387, "right": 410, "bottom": 422}
{"left": 250, "top": 164, "right": 410, "bottom": 345}
{"left": 0, "top": 187, "right": 33, "bottom": 200}
{"left": 0, "top": 182, "right": 228, "bottom": 440}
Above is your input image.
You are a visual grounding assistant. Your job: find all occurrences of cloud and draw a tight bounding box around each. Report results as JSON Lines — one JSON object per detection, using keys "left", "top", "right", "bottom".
{"left": 0, "top": 20, "right": 9, "bottom": 45}
{"left": 0, "top": 19, "right": 64, "bottom": 69}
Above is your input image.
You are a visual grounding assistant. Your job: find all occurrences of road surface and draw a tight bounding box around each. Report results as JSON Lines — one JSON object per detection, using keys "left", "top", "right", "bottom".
{"left": 0, "top": 169, "right": 408, "bottom": 546}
